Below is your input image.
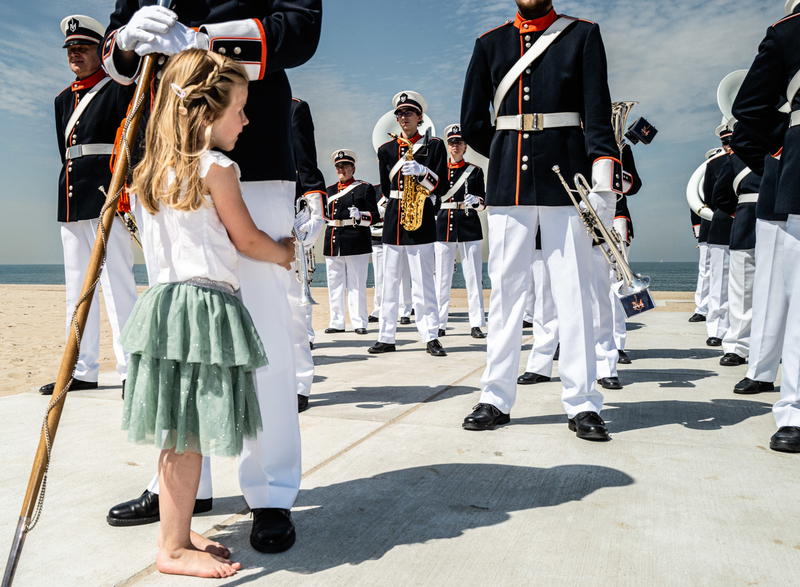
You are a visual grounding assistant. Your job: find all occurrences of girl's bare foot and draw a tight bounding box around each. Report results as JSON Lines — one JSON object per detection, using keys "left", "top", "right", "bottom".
{"left": 158, "top": 531, "right": 230, "bottom": 558}
{"left": 156, "top": 546, "right": 241, "bottom": 578}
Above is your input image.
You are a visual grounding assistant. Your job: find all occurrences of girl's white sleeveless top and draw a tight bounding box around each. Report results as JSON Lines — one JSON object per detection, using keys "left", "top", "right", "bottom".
{"left": 140, "top": 150, "right": 241, "bottom": 290}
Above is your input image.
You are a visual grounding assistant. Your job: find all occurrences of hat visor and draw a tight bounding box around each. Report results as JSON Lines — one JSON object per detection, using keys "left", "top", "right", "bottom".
{"left": 63, "top": 39, "right": 99, "bottom": 48}
{"left": 394, "top": 106, "right": 422, "bottom": 116}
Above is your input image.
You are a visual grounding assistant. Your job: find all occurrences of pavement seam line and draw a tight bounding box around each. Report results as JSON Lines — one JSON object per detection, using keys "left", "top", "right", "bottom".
{"left": 117, "top": 335, "right": 531, "bottom": 585}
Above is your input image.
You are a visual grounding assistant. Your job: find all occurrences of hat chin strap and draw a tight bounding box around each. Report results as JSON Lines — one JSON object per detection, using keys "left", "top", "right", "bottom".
{"left": 787, "top": 0, "right": 800, "bottom": 15}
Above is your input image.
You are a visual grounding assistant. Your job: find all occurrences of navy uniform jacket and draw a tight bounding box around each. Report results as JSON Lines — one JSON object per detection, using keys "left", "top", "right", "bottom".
{"left": 436, "top": 161, "right": 485, "bottom": 243}
{"left": 704, "top": 153, "right": 733, "bottom": 246}
{"left": 460, "top": 9, "right": 620, "bottom": 207}
{"left": 731, "top": 7, "right": 800, "bottom": 215}
{"left": 102, "top": 0, "right": 322, "bottom": 182}
{"left": 690, "top": 212, "right": 711, "bottom": 244}
{"left": 378, "top": 134, "right": 448, "bottom": 246}
{"left": 323, "top": 180, "right": 379, "bottom": 257}
{"left": 614, "top": 144, "right": 642, "bottom": 243}
{"left": 54, "top": 69, "right": 135, "bottom": 222}
{"left": 291, "top": 98, "right": 326, "bottom": 202}
{"left": 711, "top": 151, "right": 760, "bottom": 251}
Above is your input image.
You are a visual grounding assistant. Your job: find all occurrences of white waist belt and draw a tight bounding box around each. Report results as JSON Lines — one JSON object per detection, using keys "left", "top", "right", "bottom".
{"left": 66, "top": 144, "right": 114, "bottom": 160}
{"left": 389, "top": 190, "right": 402, "bottom": 199}
{"left": 327, "top": 219, "right": 356, "bottom": 227}
{"left": 790, "top": 110, "right": 800, "bottom": 128}
{"left": 440, "top": 202, "right": 467, "bottom": 210}
{"left": 495, "top": 112, "right": 581, "bottom": 132}
{"left": 738, "top": 193, "right": 759, "bottom": 204}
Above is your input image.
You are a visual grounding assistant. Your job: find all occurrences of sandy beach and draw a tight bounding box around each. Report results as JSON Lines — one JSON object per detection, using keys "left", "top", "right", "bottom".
{"left": 0, "top": 284, "right": 694, "bottom": 398}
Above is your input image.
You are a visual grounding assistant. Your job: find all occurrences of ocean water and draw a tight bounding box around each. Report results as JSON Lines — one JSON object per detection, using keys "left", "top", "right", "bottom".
{"left": 1, "top": 262, "right": 699, "bottom": 291}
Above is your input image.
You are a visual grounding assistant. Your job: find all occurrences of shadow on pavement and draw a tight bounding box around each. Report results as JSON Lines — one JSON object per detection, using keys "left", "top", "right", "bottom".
{"left": 627, "top": 348, "right": 723, "bottom": 360}
{"left": 213, "top": 463, "right": 634, "bottom": 583}
{"left": 306, "top": 384, "right": 477, "bottom": 409}
{"left": 618, "top": 368, "right": 718, "bottom": 388}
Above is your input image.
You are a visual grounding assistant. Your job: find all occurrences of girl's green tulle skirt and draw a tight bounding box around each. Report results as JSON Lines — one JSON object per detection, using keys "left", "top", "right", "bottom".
{"left": 120, "top": 282, "right": 267, "bottom": 457}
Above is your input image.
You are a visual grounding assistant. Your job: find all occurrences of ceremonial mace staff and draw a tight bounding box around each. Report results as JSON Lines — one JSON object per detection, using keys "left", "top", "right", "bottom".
{"left": 2, "top": 2, "right": 174, "bottom": 584}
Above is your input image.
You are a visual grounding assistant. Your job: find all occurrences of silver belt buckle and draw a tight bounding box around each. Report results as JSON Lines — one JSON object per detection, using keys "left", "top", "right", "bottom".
{"left": 66, "top": 145, "right": 82, "bottom": 159}
{"left": 522, "top": 113, "right": 544, "bottom": 132}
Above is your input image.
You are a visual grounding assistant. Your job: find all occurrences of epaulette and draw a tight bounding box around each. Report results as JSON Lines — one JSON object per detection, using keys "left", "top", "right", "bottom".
{"left": 378, "top": 138, "right": 395, "bottom": 150}
{"left": 774, "top": 12, "right": 800, "bottom": 27}
{"left": 479, "top": 20, "right": 513, "bottom": 39}
{"left": 56, "top": 85, "right": 72, "bottom": 98}
{"left": 559, "top": 14, "right": 595, "bottom": 25}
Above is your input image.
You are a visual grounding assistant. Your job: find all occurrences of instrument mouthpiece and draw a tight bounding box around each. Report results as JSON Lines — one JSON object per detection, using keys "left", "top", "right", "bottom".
{"left": 552, "top": 165, "right": 561, "bottom": 173}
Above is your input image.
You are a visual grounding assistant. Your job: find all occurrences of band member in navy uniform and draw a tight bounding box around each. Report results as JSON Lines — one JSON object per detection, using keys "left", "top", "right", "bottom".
{"left": 731, "top": 0, "right": 800, "bottom": 452}
{"left": 690, "top": 210, "right": 712, "bottom": 322}
{"left": 290, "top": 98, "right": 325, "bottom": 413}
{"left": 101, "top": 0, "right": 322, "bottom": 552}
{"left": 44, "top": 15, "right": 139, "bottom": 397}
{"left": 369, "top": 91, "right": 449, "bottom": 357}
{"left": 711, "top": 124, "right": 761, "bottom": 367}
{"left": 434, "top": 124, "right": 487, "bottom": 339}
{"left": 323, "top": 150, "right": 380, "bottom": 335}
{"left": 460, "top": 0, "right": 622, "bottom": 439}
{"left": 704, "top": 129, "right": 734, "bottom": 347}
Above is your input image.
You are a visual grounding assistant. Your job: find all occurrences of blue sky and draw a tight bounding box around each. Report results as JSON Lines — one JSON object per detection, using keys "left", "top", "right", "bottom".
{"left": 0, "top": 0, "right": 780, "bottom": 263}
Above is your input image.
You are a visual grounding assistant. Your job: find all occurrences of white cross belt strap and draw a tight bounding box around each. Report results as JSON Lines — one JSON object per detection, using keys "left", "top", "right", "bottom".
{"left": 63, "top": 76, "right": 111, "bottom": 146}
{"left": 326, "top": 219, "right": 356, "bottom": 227}
{"left": 787, "top": 68, "right": 800, "bottom": 107}
{"left": 440, "top": 165, "right": 475, "bottom": 202}
{"left": 327, "top": 182, "right": 359, "bottom": 205}
{"left": 495, "top": 112, "right": 581, "bottom": 132}
{"left": 492, "top": 17, "right": 576, "bottom": 120}
{"left": 389, "top": 135, "right": 429, "bottom": 181}
{"left": 790, "top": 110, "right": 800, "bottom": 128}
{"left": 738, "top": 193, "right": 758, "bottom": 204}
{"left": 66, "top": 144, "right": 115, "bottom": 159}
{"left": 440, "top": 202, "right": 467, "bottom": 210}
{"left": 732, "top": 167, "right": 753, "bottom": 194}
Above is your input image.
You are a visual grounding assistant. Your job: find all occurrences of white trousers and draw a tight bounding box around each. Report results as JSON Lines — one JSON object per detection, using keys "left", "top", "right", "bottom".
{"left": 60, "top": 217, "right": 138, "bottom": 382}
{"left": 479, "top": 205, "right": 601, "bottom": 417}
{"left": 694, "top": 243, "right": 711, "bottom": 316}
{"left": 722, "top": 248, "right": 756, "bottom": 357}
{"left": 304, "top": 305, "right": 315, "bottom": 343}
{"left": 147, "top": 181, "right": 302, "bottom": 508}
{"left": 590, "top": 198, "right": 619, "bottom": 379}
{"left": 773, "top": 215, "right": 800, "bottom": 427}
{"left": 371, "top": 244, "right": 412, "bottom": 319}
{"left": 434, "top": 240, "right": 485, "bottom": 330}
{"left": 378, "top": 243, "right": 439, "bottom": 344}
{"left": 610, "top": 219, "right": 630, "bottom": 351}
{"left": 326, "top": 254, "right": 370, "bottom": 330}
{"left": 524, "top": 249, "right": 559, "bottom": 377}
{"left": 747, "top": 220, "right": 788, "bottom": 383}
{"left": 706, "top": 244, "right": 731, "bottom": 339}
{"left": 523, "top": 267, "right": 535, "bottom": 323}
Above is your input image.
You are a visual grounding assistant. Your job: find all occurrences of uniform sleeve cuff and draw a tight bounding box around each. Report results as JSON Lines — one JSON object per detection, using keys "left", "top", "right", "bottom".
{"left": 592, "top": 157, "right": 623, "bottom": 195}
{"left": 102, "top": 30, "right": 141, "bottom": 85}
{"left": 360, "top": 212, "right": 374, "bottom": 227}
{"left": 200, "top": 19, "right": 267, "bottom": 81}
{"left": 419, "top": 169, "right": 438, "bottom": 192}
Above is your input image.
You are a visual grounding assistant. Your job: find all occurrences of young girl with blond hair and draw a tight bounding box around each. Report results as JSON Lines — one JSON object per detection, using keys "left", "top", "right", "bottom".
{"left": 120, "top": 48, "right": 293, "bottom": 579}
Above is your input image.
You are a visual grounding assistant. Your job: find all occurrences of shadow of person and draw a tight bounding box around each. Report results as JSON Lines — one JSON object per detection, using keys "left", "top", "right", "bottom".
{"left": 212, "top": 463, "right": 634, "bottom": 583}
{"left": 626, "top": 348, "right": 723, "bottom": 360}
{"left": 307, "top": 384, "right": 476, "bottom": 410}
{"left": 618, "top": 368, "right": 718, "bottom": 388}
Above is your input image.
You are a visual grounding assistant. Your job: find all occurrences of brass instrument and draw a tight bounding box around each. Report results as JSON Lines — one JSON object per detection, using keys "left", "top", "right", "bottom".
{"left": 552, "top": 165, "right": 650, "bottom": 297}
{"left": 390, "top": 132, "right": 430, "bottom": 232}
{"left": 292, "top": 198, "right": 318, "bottom": 307}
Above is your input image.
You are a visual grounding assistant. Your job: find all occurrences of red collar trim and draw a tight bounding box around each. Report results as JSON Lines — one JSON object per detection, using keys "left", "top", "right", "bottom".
{"left": 448, "top": 159, "right": 466, "bottom": 169}
{"left": 401, "top": 132, "right": 422, "bottom": 145}
{"left": 514, "top": 9, "right": 558, "bottom": 32}
{"left": 338, "top": 178, "right": 355, "bottom": 189}
{"left": 72, "top": 68, "right": 106, "bottom": 92}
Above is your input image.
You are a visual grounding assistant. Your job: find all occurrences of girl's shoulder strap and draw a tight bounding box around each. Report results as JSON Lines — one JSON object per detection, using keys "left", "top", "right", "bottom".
{"left": 199, "top": 150, "right": 240, "bottom": 179}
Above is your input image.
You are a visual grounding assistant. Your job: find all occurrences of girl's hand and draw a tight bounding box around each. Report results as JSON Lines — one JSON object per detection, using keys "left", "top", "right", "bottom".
{"left": 277, "top": 237, "right": 295, "bottom": 271}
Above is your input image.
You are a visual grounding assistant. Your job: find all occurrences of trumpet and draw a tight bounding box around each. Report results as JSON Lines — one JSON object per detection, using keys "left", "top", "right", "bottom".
{"left": 292, "top": 198, "right": 318, "bottom": 307}
{"left": 552, "top": 165, "right": 650, "bottom": 297}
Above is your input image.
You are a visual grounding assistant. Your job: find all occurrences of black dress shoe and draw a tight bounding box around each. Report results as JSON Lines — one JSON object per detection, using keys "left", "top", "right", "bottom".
{"left": 355, "top": 328, "right": 368, "bottom": 335}
{"left": 522, "top": 320, "right": 533, "bottom": 329}
{"left": 733, "top": 377, "right": 775, "bottom": 394}
{"left": 462, "top": 403, "right": 510, "bottom": 431}
{"left": 426, "top": 339, "right": 447, "bottom": 356}
{"left": 106, "top": 490, "right": 213, "bottom": 527}
{"left": 598, "top": 377, "right": 623, "bottom": 390}
{"left": 121, "top": 379, "right": 126, "bottom": 400}
{"left": 324, "top": 327, "right": 345, "bottom": 334}
{"left": 298, "top": 395, "right": 309, "bottom": 413}
{"left": 438, "top": 328, "right": 446, "bottom": 337}
{"left": 250, "top": 508, "right": 296, "bottom": 553}
{"left": 410, "top": 309, "right": 415, "bottom": 316}
{"left": 471, "top": 327, "right": 486, "bottom": 339}
{"left": 770, "top": 427, "right": 800, "bottom": 453}
{"left": 399, "top": 316, "right": 411, "bottom": 324}
{"left": 39, "top": 378, "right": 98, "bottom": 395}
{"left": 368, "top": 315, "right": 379, "bottom": 323}
{"left": 617, "top": 349, "right": 631, "bottom": 364}
{"left": 368, "top": 342, "right": 396, "bottom": 354}
{"left": 688, "top": 313, "right": 707, "bottom": 322}
{"left": 309, "top": 341, "right": 314, "bottom": 350}
{"left": 553, "top": 344, "right": 560, "bottom": 361}
{"left": 720, "top": 352, "right": 746, "bottom": 366}
{"left": 517, "top": 372, "right": 550, "bottom": 385}
{"left": 706, "top": 337, "right": 722, "bottom": 346}
{"left": 568, "top": 411, "right": 610, "bottom": 441}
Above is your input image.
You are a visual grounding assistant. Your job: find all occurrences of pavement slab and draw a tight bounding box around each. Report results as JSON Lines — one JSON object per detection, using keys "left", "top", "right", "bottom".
{"left": 1, "top": 307, "right": 799, "bottom": 587}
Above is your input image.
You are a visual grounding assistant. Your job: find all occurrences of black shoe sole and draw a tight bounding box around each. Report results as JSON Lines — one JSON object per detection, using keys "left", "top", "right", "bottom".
{"left": 517, "top": 376, "right": 550, "bottom": 385}
{"left": 463, "top": 415, "right": 510, "bottom": 431}
{"left": 734, "top": 385, "right": 775, "bottom": 395}
{"left": 106, "top": 513, "right": 159, "bottom": 527}
{"left": 250, "top": 529, "right": 296, "bottom": 554}
{"left": 368, "top": 346, "right": 396, "bottom": 354}
{"left": 568, "top": 420, "right": 610, "bottom": 441}
{"left": 599, "top": 381, "right": 623, "bottom": 390}
{"left": 770, "top": 441, "right": 800, "bottom": 453}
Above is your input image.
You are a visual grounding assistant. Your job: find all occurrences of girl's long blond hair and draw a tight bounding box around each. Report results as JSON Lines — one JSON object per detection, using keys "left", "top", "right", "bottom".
{"left": 131, "top": 49, "right": 248, "bottom": 214}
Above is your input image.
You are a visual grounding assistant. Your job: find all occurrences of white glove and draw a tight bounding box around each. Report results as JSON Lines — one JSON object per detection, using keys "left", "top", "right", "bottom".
{"left": 293, "top": 209, "right": 311, "bottom": 241}
{"left": 693, "top": 225, "right": 701, "bottom": 239}
{"left": 135, "top": 21, "right": 209, "bottom": 56}
{"left": 429, "top": 193, "right": 437, "bottom": 206}
{"left": 402, "top": 160, "right": 427, "bottom": 177}
{"left": 349, "top": 206, "right": 362, "bottom": 224}
{"left": 116, "top": 6, "right": 177, "bottom": 52}
{"left": 583, "top": 191, "right": 610, "bottom": 218}
{"left": 463, "top": 194, "right": 480, "bottom": 208}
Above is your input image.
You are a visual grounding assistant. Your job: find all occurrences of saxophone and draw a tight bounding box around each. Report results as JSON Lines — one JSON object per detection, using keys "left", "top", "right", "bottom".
{"left": 390, "top": 133, "right": 429, "bottom": 232}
